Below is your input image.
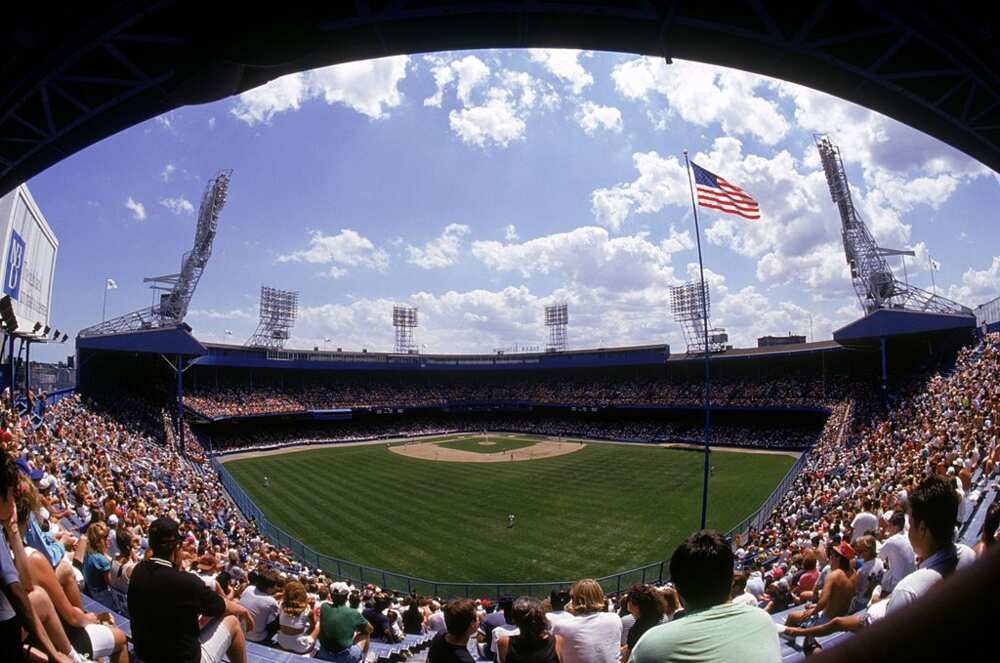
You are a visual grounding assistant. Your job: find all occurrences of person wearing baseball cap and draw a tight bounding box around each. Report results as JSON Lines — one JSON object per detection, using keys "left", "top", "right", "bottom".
{"left": 127, "top": 517, "right": 254, "bottom": 663}
{"left": 316, "top": 580, "right": 372, "bottom": 661}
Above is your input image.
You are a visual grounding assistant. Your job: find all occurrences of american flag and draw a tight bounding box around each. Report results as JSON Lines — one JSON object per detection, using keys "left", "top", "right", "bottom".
{"left": 691, "top": 162, "right": 760, "bottom": 220}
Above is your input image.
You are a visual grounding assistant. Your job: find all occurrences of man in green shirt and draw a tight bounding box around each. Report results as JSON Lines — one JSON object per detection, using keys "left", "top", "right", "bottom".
{"left": 316, "top": 582, "right": 373, "bottom": 662}
{"left": 630, "top": 530, "right": 780, "bottom": 663}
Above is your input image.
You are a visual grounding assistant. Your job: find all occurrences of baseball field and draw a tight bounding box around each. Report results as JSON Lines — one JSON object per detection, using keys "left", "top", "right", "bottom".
{"left": 223, "top": 433, "right": 795, "bottom": 586}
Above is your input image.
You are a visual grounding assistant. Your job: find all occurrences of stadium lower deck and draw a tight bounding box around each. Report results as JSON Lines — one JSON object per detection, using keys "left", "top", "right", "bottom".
{"left": 6, "top": 327, "right": 991, "bottom": 661}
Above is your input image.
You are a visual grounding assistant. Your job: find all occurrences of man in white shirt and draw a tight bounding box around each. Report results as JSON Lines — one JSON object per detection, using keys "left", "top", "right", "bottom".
{"left": 887, "top": 475, "right": 977, "bottom": 616}
{"left": 878, "top": 510, "right": 916, "bottom": 594}
{"left": 851, "top": 498, "right": 879, "bottom": 543}
{"left": 240, "top": 565, "right": 281, "bottom": 643}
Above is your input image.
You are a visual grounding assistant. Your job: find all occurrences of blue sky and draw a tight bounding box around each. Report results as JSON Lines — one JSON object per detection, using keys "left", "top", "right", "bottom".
{"left": 27, "top": 49, "right": 1000, "bottom": 361}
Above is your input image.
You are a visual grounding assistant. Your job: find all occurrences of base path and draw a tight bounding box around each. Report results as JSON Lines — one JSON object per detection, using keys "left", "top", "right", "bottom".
{"left": 391, "top": 440, "right": 586, "bottom": 463}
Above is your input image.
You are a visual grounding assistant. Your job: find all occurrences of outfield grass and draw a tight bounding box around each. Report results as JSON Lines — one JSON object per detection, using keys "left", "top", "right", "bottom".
{"left": 225, "top": 435, "right": 793, "bottom": 584}
{"left": 436, "top": 436, "right": 539, "bottom": 454}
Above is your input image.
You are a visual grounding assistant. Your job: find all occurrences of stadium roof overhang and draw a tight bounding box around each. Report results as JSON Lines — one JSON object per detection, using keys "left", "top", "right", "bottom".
{"left": 833, "top": 309, "right": 976, "bottom": 346}
{"left": 194, "top": 342, "right": 668, "bottom": 371}
{"left": 667, "top": 340, "right": 844, "bottom": 363}
{"left": 76, "top": 325, "right": 206, "bottom": 357}
{"left": 2, "top": 2, "right": 999, "bottom": 196}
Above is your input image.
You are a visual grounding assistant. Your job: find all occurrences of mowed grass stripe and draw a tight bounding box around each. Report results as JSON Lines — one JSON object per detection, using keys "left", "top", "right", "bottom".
{"left": 226, "top": 438, "right": 793, "bottom": 582}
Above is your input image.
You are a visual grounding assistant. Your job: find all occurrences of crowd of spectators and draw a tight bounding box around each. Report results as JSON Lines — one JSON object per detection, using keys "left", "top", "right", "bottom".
{"left": 184, "top": 374, "right": 859, "bottom": 418}
{"left": 0, "top": 334, "right": 995, "bottom": 661}
{"left": 722, "top": 333, "right": 1000, "bottom": 653}
{"left": 207, "top": 415, "right": 823, "bottom": 455}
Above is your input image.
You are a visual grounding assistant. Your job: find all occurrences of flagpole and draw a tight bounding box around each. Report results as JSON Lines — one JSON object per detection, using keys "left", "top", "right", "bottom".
{"left": 102, "top": 282, "right": 108, "bottom": 322}
{"left": 684, "top": 150, "right": 712, "bottom": 531}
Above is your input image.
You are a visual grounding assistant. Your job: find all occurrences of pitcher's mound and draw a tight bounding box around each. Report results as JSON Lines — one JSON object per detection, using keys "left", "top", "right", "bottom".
{"left": 390, "top": 440, "right": 585, "bottom": 463}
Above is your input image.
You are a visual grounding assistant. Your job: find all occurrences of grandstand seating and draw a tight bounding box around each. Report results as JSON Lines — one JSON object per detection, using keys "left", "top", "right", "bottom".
{"left": 183, "top": 373, "right": 859, "bottom": 419}
{"left": 1, "top": 333, "right": 996, "bottom": 661}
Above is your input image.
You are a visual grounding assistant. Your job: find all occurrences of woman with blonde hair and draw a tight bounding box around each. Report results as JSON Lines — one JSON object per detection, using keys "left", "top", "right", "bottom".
{"left": 275, "top": 580, "right": 319, "bottom": 654}
{"left": 82, "top": 521, "right": 114, "bottom": 607}
{"left": 551, "top": 579, "right": 621, "bottom": 663}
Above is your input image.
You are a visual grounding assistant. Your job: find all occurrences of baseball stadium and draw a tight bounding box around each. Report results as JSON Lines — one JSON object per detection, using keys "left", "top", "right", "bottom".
{"left": 1, "top": 4, "right": 999, "bottom": 663}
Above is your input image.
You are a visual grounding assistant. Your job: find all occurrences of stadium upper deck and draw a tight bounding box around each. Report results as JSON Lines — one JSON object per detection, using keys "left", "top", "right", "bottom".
{"left": 197, "top": 341, "right": 671, "bottom": 371}
{"left": 75, "top": 312, "right": 978, "bottom": 397}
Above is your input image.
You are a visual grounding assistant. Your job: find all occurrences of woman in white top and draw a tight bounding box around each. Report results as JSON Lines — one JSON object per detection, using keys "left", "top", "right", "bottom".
{"left": 551, "top": 579, "right": 622, "bottom": 663}
{"left": 275, "top": 581, "right": 319, "bottom": 654}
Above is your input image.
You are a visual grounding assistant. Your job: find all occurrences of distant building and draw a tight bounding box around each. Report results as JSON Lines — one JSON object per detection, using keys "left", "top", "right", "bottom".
{"left": 758, "top": 334, "right": 807, "bottom": 348}
{"left": 26, "top": 361, "right": 75, "bottom": 392}
{"left": 976, "top": 295, "right": 1000, "bottom": 332}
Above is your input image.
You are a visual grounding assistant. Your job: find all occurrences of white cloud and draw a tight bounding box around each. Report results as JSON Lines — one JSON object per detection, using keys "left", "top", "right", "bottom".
{"left": 945, "top": 256, "right": 1000, "bottom": 305}
{"left": 406, "top": 223, "right": 471, "bottom": 269}
{"left": 125, "top": 197, "right": 146, "bottom": 221}
{"left": 612, "top": 58, "right": 789, "bottom": 144}
{"left": 471, "top": 226, "right": 678, "bottom": 292}
{"left": 231, "top": 56, "right": 409, "bottom": 125}
{"left": 423, "top": 55, "right": 490, "bottom": 108}
{"left": 529, "top": 49, "right": 593, "bottom": 94}
{"left": 661, "top": 225, "right": 695, "bottom": 253}
{"left": 278, "top": 229, "right": 389, "bottom": 278}
{"left": 504, "top": 224, "right": 519, "bottom": 241}
{"left": 208, "top": 116, "right": 216, "bottom": 130}
{"left": 295, "top": 299, "right": 397, "bottom": 351}
{"left": 451, "top": 56, "right": 491, "bottom": 106}
{"left": 576, "top": 102, "right": 623, "bottom": 135}
{"left": 423, "top": 58, "right": 455, "bottom": 108}
{"left": 776, "top": 79, "right": 993, "bottom": 181}
{"left": 161, "top": 163, "right": 176, "bottom": 182}
{"left": 755, "top": 242, "right": 852, "bottom": 293}
{"left": 449, "top": 89, "right": 526, "bottom": 148}
{"left": 424, "top": 55, "right": 558, "bottom": 149}
{"left": 159, "top": 196, "right": 194, "bottom": 216}
{"left": 590, "top": 151, "right": 691, "bottom": 231}
{"left": 230, "top": 72, "right": 309, "bottom": 125}
{"left": 309, "top": 56, "right": 409, "bottom": 119}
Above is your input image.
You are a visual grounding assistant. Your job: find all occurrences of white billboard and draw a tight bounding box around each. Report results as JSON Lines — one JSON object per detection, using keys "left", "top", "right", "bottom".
{"left": 0, "top": 184, "right": 58, "bottom": 337}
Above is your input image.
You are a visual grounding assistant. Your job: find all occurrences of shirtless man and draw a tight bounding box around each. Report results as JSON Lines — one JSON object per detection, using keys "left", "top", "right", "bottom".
{"left": 783, "top": 541, "right": 856, "bottom": 631}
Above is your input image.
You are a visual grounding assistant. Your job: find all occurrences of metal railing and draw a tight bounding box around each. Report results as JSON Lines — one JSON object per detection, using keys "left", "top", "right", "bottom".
{"left": 44, "top": 387, "right": 76, "bottom": 406}
{"left": 724, "top": 451, "right": 810, "bottom": 542}
{"left": 211, "top": 441, "right": 816, "bottom": 599}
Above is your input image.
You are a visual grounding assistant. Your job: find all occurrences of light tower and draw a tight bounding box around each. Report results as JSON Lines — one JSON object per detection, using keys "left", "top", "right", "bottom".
{"left": 393, "top": 305, "right": 418, "bottom": 353}
{"left": 544, "top": 303, "right": 568, "bottom": 352}
{"left": 670, "top": 281, "right": 726, "bottom": 354}
{"left": 246, "top": 286, "right": 298, "bottom": 349}
{"left": 814, "top": 134, "right": 970, "bottom": 315}
{"left": 79, "top": 170, "right": 231, "bottom": 336}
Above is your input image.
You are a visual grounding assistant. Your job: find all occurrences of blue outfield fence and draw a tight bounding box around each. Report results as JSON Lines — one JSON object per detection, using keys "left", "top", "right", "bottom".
{"left": 211, "top": 443, "right": 809, "bottom": 598}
